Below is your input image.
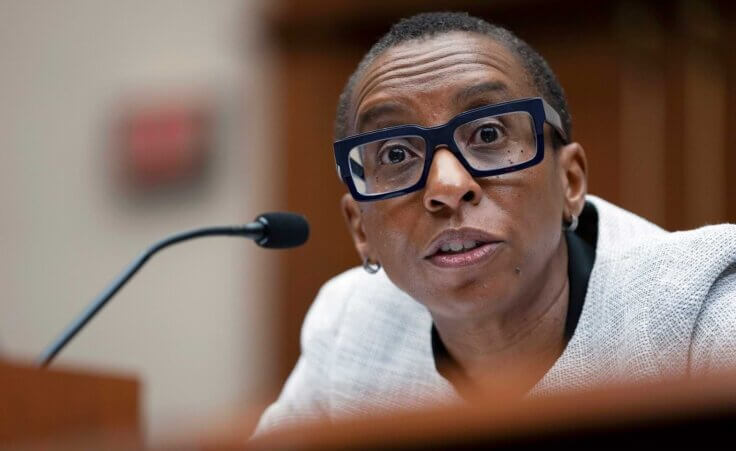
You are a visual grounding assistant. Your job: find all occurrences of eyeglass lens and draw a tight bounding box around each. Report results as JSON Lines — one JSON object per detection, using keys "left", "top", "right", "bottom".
{"left": 347, "top": 111, "right": 537, "bottom": 196}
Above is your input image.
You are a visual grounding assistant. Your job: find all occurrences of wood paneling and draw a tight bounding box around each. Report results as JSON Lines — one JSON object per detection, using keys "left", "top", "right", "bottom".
{"left": 276, "top": 46, "right": 366, "bottom": 381}
{"left": 0, "top": 360, "right": 139, "bottom": 446}
{"left": 723, "top": 0, "right": 736, "bottom": 222}
{"left": 680, "top": 0, "right": 728, "bottom": 228}
{"left": 617, "top": 1, "right": 668, "bottom": 225}
{"left": 250, "top": 371, "right": 736, "bottom": 449}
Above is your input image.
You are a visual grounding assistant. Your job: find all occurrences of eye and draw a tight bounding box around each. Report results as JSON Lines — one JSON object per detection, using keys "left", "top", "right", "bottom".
{"left": 378, "top": 144, "right": 415, "bottom": 165}
{"left": 479, "top": 126, "right": 499, "bottom": 143}
{"left": 471, "top": 124, "right": 503, "bottom": 145}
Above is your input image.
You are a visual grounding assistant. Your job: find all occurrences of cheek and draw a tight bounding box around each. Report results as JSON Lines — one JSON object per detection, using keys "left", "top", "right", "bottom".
{"left": 515, "top": 162, "right": 565, "bottom": 264}
{"left": 361, "top": 196, "right": 423, "bottom": 264}
{"left": 482, "top": 161, "right": 563, "bottom": 260}
{"left": 480, "top": 165, "right": 559, "bottom": 227}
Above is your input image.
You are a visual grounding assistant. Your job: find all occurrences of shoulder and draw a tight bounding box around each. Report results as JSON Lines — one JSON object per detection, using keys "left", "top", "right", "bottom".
{"left": 299, "top": 266, "right": 431, "bottom": 374}
{"left": 588, "top": 194, "right": 736, "bottom": 274}
{"left": 566, "top": 196, "right": 736, "bottom": 380}
{"left": 253, "top": 267, "right": 421, "bottom": 434}
{"left": 590, "top": 196, "right": 736, "bottom": 315}
{"left": 691, "top": 263, "right": 736, "bottom": 373}
{"left": 300, "top": 267, "right": 362, "bottom": 341}
{"left": 586, "top": 195, "right": 666, "bottom": 249}
{"left": 303, "top": 266, "right": 422, "bottom": 341}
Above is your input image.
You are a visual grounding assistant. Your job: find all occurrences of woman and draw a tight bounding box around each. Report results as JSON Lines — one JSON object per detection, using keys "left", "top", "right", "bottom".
{"left": 256, "top": 12, "right": 736, "bottom": 433}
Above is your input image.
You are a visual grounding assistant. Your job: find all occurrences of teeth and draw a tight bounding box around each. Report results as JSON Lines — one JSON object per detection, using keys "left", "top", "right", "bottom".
{"left": 438, "top": 239, "right": 481, "bottom": 254}
{"left": 463, "top": 240, "right": 477, "bottom": 250}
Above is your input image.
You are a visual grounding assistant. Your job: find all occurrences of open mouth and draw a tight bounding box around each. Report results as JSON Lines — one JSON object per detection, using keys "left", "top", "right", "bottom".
{"left": 424, "top": 229, "right": 503, "bottom": 269}
{"left": 434, "top": 239, "right": 485, "bottom": 255}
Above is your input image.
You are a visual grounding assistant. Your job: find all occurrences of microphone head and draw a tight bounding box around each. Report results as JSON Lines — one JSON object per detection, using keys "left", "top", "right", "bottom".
{"left": 255, "top": 212, "right": 309, "bottom": 249}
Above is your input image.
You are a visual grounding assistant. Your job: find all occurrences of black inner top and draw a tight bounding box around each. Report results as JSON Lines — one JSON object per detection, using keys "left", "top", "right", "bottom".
{"left": 432, "top": 201, "right": 599, "bottom": 382}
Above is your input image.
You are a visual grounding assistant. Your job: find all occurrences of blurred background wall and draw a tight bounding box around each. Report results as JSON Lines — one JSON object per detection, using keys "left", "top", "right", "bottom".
{"left": 1, "top": 0, "right": 735, "bottom": 445}
{"left": 0, "top": 0, "right": 279, "bottom": 443}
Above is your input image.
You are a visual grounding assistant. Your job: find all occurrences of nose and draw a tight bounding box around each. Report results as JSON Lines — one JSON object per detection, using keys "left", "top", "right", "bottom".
{"left": 422, "top": 148, "right": 482, "bottom": 213}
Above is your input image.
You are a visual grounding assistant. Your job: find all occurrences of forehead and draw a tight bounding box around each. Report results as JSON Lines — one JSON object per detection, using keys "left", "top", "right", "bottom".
{"left": 350, "top": 31, "right": 536, "bottom": 133}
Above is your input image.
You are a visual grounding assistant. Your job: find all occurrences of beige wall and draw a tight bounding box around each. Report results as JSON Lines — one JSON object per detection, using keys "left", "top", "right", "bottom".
{"left": 0, "top": 0, "right": 277, "bottom": 443}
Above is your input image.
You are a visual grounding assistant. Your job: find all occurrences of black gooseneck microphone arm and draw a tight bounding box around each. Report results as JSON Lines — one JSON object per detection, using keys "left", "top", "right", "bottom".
{"left": 38, "top": 225, "right": 260, "bottom": 368}
{"left": 38, "top": 212, "right": 308, "bottom": 368}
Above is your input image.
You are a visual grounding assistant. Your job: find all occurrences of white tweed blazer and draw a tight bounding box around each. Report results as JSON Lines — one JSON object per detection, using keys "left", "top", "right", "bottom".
{"left": 256, "top": 195, "right": 736, "bottom": 433}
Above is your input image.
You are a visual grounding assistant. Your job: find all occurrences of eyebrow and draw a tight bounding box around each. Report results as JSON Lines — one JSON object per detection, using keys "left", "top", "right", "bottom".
{"left": 455, "top": 81, "right": 511, "bottom": 107}
{"left": 354, "top": 81, "right": 512, "bottom": 133}
{"left": 355, "top": 102, "right": 407, "bottom": 133}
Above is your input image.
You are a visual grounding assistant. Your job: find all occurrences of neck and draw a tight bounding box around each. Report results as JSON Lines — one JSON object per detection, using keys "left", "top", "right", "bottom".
{"left": 433, "top": 236, "right": 569, "bottom": 393}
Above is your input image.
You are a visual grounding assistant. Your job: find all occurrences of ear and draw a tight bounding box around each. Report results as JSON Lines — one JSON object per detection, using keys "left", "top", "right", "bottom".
{"left": 556, "top": 142, "right": 588, "bottom": 218}
{"left": 340, "top": 193, "right": 375, "bottom": 263}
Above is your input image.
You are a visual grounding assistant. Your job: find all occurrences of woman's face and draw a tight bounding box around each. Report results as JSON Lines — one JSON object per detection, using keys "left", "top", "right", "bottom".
{"left": 343, "top": 32, "right": 586, "bottom": 321}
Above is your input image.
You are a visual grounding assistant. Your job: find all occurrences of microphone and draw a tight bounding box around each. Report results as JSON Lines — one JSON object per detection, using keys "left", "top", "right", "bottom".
{"left": 38, "top": 212, "right": 309, "bottom": 368}
{"left": 252, "top": 212, "right": 310, "bottom": 249}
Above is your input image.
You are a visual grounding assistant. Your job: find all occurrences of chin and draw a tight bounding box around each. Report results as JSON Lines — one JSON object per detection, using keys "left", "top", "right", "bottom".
{"left": 418, "top": 273, "right": 515, "bottom": 318}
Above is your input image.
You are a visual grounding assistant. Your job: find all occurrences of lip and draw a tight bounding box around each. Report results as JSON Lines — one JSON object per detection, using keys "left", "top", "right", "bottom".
{"left": 427, "top": 242, "right": 502, "bottom": 268}
{"left": 422, "top": 227, "right": 503, "bottom": 268}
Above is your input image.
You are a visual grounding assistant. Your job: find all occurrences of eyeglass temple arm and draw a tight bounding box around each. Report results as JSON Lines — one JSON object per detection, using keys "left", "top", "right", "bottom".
{"left": 542, "top": 99, "right": 568, "bottom": 143}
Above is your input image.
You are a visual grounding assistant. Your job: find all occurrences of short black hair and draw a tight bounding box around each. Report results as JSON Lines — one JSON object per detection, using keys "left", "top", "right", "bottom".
{"left": 334, "top": 11, "right": 571, "bottom": 147}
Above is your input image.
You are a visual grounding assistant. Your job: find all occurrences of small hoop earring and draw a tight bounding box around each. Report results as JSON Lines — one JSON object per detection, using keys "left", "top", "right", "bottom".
{"left": 363, "top": 258, "right": 381, "bottom": 274}
{"left": 563, "top": 214, "right": 578, "bottom": 232}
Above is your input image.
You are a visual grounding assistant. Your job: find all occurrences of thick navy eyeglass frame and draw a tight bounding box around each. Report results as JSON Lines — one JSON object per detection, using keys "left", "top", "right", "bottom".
{"left": 333, "top": 97, "right": 568, "bottom": 202}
